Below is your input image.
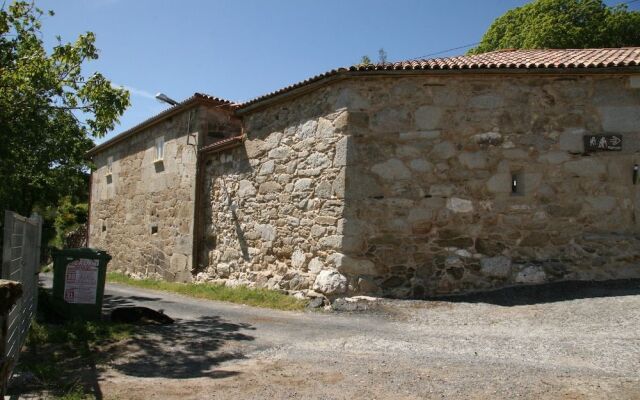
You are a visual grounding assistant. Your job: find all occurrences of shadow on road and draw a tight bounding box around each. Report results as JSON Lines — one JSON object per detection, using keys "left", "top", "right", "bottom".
{"left": 102, "top": 293, "right": 165, "bottom": 310}
{"left": 428, "top": 279, "right": 640, "bottom": 306}
{"left": 102, "top": 294, "right": 256, "bottom": 379}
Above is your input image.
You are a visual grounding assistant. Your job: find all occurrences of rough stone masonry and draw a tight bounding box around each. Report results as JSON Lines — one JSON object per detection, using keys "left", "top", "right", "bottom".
{"left": 88, "top": 48, "right": 640, "bottom": 299}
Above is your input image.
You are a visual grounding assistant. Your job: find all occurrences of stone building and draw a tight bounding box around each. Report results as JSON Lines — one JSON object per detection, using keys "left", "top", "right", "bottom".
{"left": 88, "top": 47, "right": 640, "bottom": 298}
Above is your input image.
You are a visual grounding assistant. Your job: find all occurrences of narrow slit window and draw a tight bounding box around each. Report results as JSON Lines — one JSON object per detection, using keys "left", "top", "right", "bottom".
{"left": 511, "top": 172, "right": 524, "bottom": 195}
{"left": 155, "top": 136, "right": 164, "bottom": 161}
{"left": 107, "top": 156, "right": 113, "bottom": 175}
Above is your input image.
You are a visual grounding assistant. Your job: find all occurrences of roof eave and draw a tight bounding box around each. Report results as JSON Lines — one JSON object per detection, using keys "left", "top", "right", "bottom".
{"left": 86, "top": 94, "right": 234, "bottom": 158}
{"left": 200, "top": 135, "right": 245, "bottom": 154}
{"left": 235, "top": 71, "right": 348, "bottom": 116}
{"left": 235, "top": 65, "right": 640, "bottom": 115}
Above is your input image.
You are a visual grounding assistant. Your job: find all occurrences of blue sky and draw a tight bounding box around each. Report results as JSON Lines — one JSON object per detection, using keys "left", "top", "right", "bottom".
{"left": 35, "top": 0, "right": 639, "bottom": 143}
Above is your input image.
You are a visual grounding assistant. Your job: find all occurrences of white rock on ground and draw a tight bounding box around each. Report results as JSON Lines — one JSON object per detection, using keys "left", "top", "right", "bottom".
{"left": 312, "top": 270, "right": 348, "bottom": 295}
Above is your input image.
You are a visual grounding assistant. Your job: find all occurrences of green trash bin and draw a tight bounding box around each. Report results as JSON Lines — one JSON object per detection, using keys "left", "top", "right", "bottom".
{"left": 51, "top": 248, "right": 111, "bottom": 320}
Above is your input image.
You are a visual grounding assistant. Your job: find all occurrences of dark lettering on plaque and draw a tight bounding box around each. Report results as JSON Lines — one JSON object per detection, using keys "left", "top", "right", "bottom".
{"left": 583, "top": 135, "right": 622, "bottom": 152}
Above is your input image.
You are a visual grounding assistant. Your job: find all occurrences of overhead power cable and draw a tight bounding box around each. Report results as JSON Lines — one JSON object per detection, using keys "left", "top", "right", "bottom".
{"left": 408, "top": 42, "right": 480, "bottom": 61}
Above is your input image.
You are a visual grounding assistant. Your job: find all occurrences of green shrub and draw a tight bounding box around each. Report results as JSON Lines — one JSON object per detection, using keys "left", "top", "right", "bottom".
{"left": 52, "top": 196, "right": 87, "bottom": 248}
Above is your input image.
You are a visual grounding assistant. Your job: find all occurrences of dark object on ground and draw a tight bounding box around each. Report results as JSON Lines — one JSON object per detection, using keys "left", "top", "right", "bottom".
{"left": 0, "top": 280, "right": 22, "bottom": 314}
{"left": 428, "top": 279, "right": 640, "bottom": 306}
{"left": 37, "top": 287, "right": 66, "bottom": 323}
{"left": 110, "top": 306, "right": 174, "bottom": 325}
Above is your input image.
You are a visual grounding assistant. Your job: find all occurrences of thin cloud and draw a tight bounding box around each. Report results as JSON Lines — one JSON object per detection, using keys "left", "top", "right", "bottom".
{"left": 112, "top": 83, "right": 156, "bottom": 100}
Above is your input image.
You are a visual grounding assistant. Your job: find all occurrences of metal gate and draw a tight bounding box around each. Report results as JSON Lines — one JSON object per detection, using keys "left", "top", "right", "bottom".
{"left": 1, "top": 210, "right": 42, "bottom": 387}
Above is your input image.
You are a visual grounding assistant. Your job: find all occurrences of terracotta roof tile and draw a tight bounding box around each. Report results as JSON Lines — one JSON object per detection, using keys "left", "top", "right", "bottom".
{"left": 360, "top": 47, "right": 640, "bottom": 71}
{"left": 238, "top": 47, "right": 640, "bottom": 109}
{"left": 359, "top": 47, "right": 640, "bottom": 71}
{"left": 200, "top": 134, "right": 244, "bottom": 153}
{"left": 90, "top": 48, "right": 640, "bottom": 154}
{"left": 87, "top": 92, "right": 235, "bottom": 156}
{"left": 237, "top": 69, "right": 347, "bottom": 110}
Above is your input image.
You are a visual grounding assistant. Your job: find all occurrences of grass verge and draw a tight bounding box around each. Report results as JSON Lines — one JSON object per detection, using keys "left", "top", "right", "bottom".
{"left": 107, "top": 272, "right": 307, "bottom": 311}
{"left": 10, "top": 288, "right": 137, "bottom": 399}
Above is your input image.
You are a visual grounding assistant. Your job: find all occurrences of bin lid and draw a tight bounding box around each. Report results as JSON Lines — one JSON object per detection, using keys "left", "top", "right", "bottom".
{"left": 51, "top": 247, "right": 111, "bottom": 260}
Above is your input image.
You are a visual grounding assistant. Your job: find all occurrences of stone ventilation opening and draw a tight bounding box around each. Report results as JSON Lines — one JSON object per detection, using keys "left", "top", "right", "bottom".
{"left": 102, "top": 224, "right": 106, "bottom": 232}
{"left": 151, "top": 225, "right": 158, "bottom": 235}
{"left": 511, "top": 172, "right": 524, "bottom": 195}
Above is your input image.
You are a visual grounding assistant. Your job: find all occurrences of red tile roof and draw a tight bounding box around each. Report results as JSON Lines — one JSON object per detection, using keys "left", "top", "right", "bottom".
{"left": 237, "top": 47, "right": 640, "bottom": 110}
{"left": 200, "top": 134, "right": 244, "bottom": 154}
{"left": 89, "top": 48, "right": 640, "bottom": 155}
{"left": 87, "top": 93, "right": 235, "bottom": 156}
{"left": 354, "top": 47, "right": 640, "bottom": 71}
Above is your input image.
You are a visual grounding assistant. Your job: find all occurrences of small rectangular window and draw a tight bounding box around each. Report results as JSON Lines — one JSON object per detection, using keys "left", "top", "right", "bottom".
{"left": 511, "top": 172, "right": 524, "bottom": 195}
{"left": 155, "top": 136, "right": 164, "bottom": 161}
{"left": 107, "top": 156, "right": 113, "bottom": 175}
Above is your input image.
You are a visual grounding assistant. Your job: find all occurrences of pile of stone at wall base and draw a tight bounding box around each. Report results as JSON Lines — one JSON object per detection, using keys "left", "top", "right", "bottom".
{"left": 330, "top": 296, "right": 381, "bottom": 312}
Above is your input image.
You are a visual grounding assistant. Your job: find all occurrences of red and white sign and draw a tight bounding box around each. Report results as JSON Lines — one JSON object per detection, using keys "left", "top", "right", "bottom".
{"left": 64, "top": 258, "right": 99, "bottom": 304}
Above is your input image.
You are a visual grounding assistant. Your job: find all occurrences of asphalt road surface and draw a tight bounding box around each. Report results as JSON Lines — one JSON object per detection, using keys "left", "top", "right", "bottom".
{"left": 37, "top": 275, "right": 640, "bottom": 399}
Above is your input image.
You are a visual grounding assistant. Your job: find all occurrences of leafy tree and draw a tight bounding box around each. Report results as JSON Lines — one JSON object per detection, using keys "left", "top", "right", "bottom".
{"left": 0, "top": 2, "right": 129, "bottom": 232}
{"left": 358, "top": 55, "right": 372, "bottom": 66}
{"left": 470, "top": 0, "right": 640, "bottom": 54}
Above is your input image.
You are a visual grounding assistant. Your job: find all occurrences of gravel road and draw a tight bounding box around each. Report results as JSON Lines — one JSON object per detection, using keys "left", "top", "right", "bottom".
{"left": 38, "top": 277, "right": 640, "bottom": 399}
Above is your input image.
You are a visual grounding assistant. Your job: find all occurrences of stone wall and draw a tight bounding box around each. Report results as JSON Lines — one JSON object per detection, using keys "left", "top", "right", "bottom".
{"left": 198, "top": 87, "right": 349, "bottom": 293}
{"left": 93, "top": 71, "right": 640, "bottom": 297}
{"left": 201, "top": 73, "right": 640, "bottom": 298}
{"left": 340, "top": 73, "right": 640, "bottom": 297}
{"left": 89, "top": 104, "right": 239, "bottom": 281}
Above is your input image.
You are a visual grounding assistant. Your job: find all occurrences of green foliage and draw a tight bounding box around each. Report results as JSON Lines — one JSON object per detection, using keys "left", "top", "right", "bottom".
{"left": 15, "top": 288, "right": 135, "bottom": 399}
{"left": 358, "top": 48, "right": 387, "bottom": 66}
{"left": 107, "top": 272, "right": 308, "bottom": 311}
{"left": 55, "top": 385, "right": 94, "bottom": 400}
{"left": 52, "top": 196, "right": 87, "bottom": 248}
{"left": 470, "top": 0, "right": 640, "bottom": 54}
{"left": 22, "top": 319, "right": 134, "bottom": 398}
{"left": 358, "top": 55, "right": 372, "bottom": 66}
{"left": 0, "top": 1, "right": 129, "bottom": 221}
{"left": 27, "top": 319, "right": 133, "bottom": 350}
